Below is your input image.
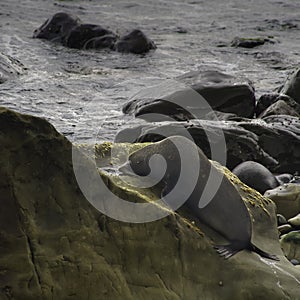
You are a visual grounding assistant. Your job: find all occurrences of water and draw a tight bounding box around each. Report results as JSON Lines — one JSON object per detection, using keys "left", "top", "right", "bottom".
{"left": 0, "top": 0, "right": 299, "bottom": 143}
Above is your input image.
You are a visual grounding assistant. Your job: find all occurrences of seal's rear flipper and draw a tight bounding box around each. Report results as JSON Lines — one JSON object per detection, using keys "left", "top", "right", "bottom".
{"left": 251, "top": 244, "right": 279, "bottom": 261}
{"left": 214, "top": 245, "right": 240, "bottom": 259}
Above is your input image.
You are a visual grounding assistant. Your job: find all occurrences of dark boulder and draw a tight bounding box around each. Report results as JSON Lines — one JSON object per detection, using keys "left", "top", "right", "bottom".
{"left": 114, "top": 29, "right": 156, "bottom": 54}
{"left": 33, "top": 12, "right": 81, "bottom": 43}
{"left": 84, "top": 34, "right": 118, "bottom": 50}
{"left": 232, "top": 161, "right": 279, "bottom": 194}
{"left": 116, "top": 115, "right": 300, "bottom": 172}
{"left": 258, "top": 100, "right": 299, "bottom": 118}
{"left": 64, "top": 24, "right": 116, "bottom": 49}
{"left": 256, "top": 93, "right": 300, "bottom": 117}
{"left": 123, "top": 70, "right": 256, "bottom": 121}
{"left": 231, "top": 37, "right": 273, "bottom": 48}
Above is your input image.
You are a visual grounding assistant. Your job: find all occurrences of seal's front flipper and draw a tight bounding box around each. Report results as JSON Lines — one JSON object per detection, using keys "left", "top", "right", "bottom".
{"left": 251, "top": 244, "right": 279, "bottom": 261}
{"left": 214, "top": 245, "right": 240, "bottom": 259}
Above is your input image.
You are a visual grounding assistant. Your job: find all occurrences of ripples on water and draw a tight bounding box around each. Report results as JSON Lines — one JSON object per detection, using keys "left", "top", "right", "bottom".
{"left": 0, "top": 0, "right": 299, "bottom": 143}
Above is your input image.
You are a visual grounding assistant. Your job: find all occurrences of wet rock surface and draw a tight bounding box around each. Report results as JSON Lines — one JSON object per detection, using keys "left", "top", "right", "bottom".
{"left": 0, "top": 52, "right": 25, "bottom": 84}
{"left": 256, "top": 93, "right": 300, "bottom": 117}
{"left": 122, "top": 70, "right": 256, "bottom": 121}
{"left": 116, "top": 114, "right": 300, "bottom": 172}
{"left": 1, "top": 107, "right": 300, "bottom": 299}
{"left": 63, "top": 24, "right": 117, "bottom": 50}
{"left": 33, "top": 12, "right": 81, "bottom": 43}
{"left": 281, "top": 68, "right": 300, "bottom": 104}
{"left": 231, "top": 37, "right": 274, "bottom": 48}
{"left": 114, "top": 29, "right": 157, "bottom": 54}
{"left": 33, "top": 12, "right": 156, "bottom": 54}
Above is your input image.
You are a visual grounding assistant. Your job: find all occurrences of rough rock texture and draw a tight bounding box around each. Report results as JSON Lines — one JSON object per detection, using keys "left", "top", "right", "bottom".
{"left": 1, "top": 107, "right": 300, "bottom": 299}
{"left": 0, "top": 52, "right": 25, "bottom": 84}
{"left": 116, "top": 115, "right": 300, "bottom": 172}
{"left": 122, "top": 70, "right": 256, "bottom": 121}
{"left": 258, "top": 100, "right": 300, "bottom": 118}
{"left": 255, "top": 93, "right": 300, "bottom": 117}
{"left": 281, "top": 68, "right": 300, "bottom": 104}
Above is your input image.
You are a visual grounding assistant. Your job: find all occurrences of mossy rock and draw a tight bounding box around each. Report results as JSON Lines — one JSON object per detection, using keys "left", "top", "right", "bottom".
{"left": 0, "top": 107, "right": 300, "bottom": 299}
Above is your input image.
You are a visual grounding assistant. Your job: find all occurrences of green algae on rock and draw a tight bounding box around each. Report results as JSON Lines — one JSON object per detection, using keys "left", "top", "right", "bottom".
{"left": 1, "top": 107, "right": 300, "bottom": 299}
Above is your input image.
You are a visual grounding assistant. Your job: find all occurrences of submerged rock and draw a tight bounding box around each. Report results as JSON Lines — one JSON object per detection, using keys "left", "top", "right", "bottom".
{"left": 0, "top": 52, "right": 25, "bottom": 83}
{"left": 231, "top": 37, "right": 273, "bottom": 48}
{"left": 114, "top": 29, "right": 156, "bottom": 54}
{"left": 1, "top": 107, "right": 300, "bottom": 299}
{"left": 33, "top": 13, "right": 156, "bottom": 54}
{"left": 116, "top": 115, "right": 300, "bottom": 172}
{"left": 63, "top": 24, "right": 116, "bottom": 49}
{"left": 122, "top": 70, "right": 256, "bottom": 121}
{"left": 33, "top": 12, "right": 81, "bottom": 43}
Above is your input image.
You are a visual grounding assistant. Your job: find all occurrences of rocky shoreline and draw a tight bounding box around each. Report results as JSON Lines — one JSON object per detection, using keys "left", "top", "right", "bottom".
{"left": 1, "top": 4, "right": 300, "bottom": 298}
{"left": 0, "top": 107, "right": 300, "bottom": 299}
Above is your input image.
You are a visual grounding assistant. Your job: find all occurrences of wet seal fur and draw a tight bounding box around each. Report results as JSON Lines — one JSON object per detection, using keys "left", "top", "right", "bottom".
{"left": 122, "top": 136, "right": 279, "bottom": 260}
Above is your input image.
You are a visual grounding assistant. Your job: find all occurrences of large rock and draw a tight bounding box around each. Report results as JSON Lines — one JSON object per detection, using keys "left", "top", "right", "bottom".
{"left": 281, "top": 68, "right": 300, "bottom": 104}
{"left": 264, "top": 184, "right": 300, "bottom": 219}
{"left": 114, "top": 29, "right": 156, "bottom": 54}
{"left": 258, "top": 100, "right": 300, "bottom": 118}
{"left": 116, "top": 114, "right": 300, "bottom": 172}
{"left": 63, "top": 24, "right": 116, "bottom": 50}
{"left": 33, "top": 13, "right": 156, "bottom": 54}
{"left": 1, "top": 107, "right": 300, "bottom": 299}
{"left": 33, "top": 12, "right": 81, "bottom": 43}
{"left": 255, "top": 93, "right": 300, "bottom": 117}
{"left": 122, "top": 70, "right": 256, "bottom": 121}
{"left": 0, "top": 52, "right": 25, "bottom": 84}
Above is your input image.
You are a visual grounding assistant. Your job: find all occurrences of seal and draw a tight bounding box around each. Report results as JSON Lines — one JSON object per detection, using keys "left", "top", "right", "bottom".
{"left": 121, "top": 136, "right": 279, "bottom": 260}
{"left": 232, "top": 161, "right": 279, "bottom": 194}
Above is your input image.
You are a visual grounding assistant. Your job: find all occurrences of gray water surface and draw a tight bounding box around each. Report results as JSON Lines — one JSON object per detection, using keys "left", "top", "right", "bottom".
{"left": 0, "top": 0, "right": 299, "bottom": 143}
